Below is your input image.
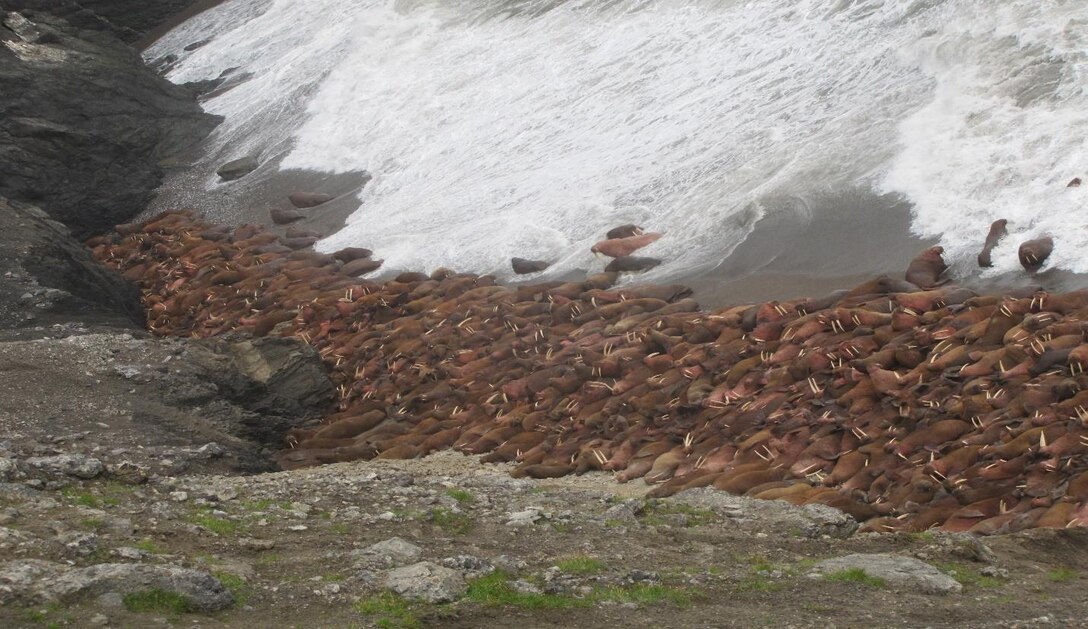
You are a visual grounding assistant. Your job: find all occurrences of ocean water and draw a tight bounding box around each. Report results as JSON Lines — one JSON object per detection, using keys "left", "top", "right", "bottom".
{"left": 147, "top": 0, "right": 1088, "bottom": 281}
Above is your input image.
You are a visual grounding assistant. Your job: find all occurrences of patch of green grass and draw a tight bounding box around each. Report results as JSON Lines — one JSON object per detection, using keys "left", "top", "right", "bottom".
{"left": 599, "top": 584, "right": 691, "bottom": 607}
{"left": 640, "top": 501, "right": 718, "bottom": 528}
{"left": 555, "top": 556, "right": 606, "bottom": 575}
{"left": 134, "top": 538, "right": 164, "bottom": 554}
{"left": 603, "top": 519, "right": 626, "bottom": 529}
{"left": 824, "top": 568, "right": 886, "bottom": 588}
{"left": 445, "top": 488, "right": 475, "bottom": 504}
{"left": 255, "top": 553, "right": 282, "bottom": 566}
{"left": 189, "top": 507, "right": 245, "bottom": 536}
{"left": 19, "top": 602, "right": 71, "bottom": 628}
{"left": 80, "top": 517, "right": 104, "bottom": 531}
{"left": 909, "top": 530, "right": 937, "bottom": 543}
{"left": 213, "top": 571, "right": 250, "bottom": 605}
{"left": 330, "top": 522, "right": 350, "bottom": 535}
{"left": 241, "top": 499, "right": 274, "bottom": 512}
{"left": 465, "top": 572, "right": 691, "bottom": 610}
{"left": 429, "top": 507, "right": 472, "bottom": 535}
{"left": 123, "top": 589, "right": 193, "bottom": 614}
{"left": 322, "top": 573, "right": 346, "bottom": 582}
{"left": 465, "top": 572, "right": 587, "bottom": 609}
{"left": 936, "top": 562, "right": 1004, "bottom": 588}
{"left": 354, "top": 592, "right": 419, "bottom": 629}
{"left": 550, "top": 521, "right": 572, "bottom": 533}
{"left": 1047, "top": 567, "right": 1078, "bottom": 583}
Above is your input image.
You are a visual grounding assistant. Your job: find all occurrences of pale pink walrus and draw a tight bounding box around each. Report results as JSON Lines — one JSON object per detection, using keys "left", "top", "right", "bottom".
{"left": 590, "top": 233, "right": 663, "bottom": 258}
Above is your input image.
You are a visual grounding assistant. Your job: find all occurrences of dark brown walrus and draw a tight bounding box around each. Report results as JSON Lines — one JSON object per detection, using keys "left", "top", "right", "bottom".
{"left": 1018, "top": 236, "right": 1054, "bottom": 272}
{"left": 904, "top": 246, "right": 948, "bottom": 289}
{"left": 977, "top": 219, "right": 1007, "bottom": 268}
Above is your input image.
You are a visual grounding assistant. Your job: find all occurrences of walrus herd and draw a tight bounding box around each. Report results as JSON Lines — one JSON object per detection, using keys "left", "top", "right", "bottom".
{"left": 89, "top": 210, "right": 1088, "bottom": 534}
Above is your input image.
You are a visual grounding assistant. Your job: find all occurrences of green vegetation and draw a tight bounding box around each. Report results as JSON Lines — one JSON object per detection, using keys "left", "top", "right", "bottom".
{"left": 214, "top": 571, "right": 250, "bottom": 605}
{"left": 464, "top": 572, "right": 691, "bottom": 610}
{"left": 445, "top": 488, "right": 475, "bottom": 504}
{"left": 1047, "top": 567, "right": 1078, "bottom": 583}
{"left": 555, "top": 555, "right": 606, "bottom": 575}
{"left": 639, "top": 501, "right": 718, "bottom": 528}
{"left": 20, "top": 602, "right": 71, "bottom": 627}
{"left": 189, "top": 507, "right": 245, "bottom": 536}
{"left": 240, "top": 499, "right": 275, "bottom": 512}
{"left": 937, "top": 562, "right": 1004, "bottom": 588}
{"left": 80, "top": 517, "right": 104, "bottom": 531}
{"left": 429, "top": 507, "right": 472, "bottom": 534}
{"left": 133, "top": 538, "right": 164, "bottom": 554}
{"left": 330, "top": 522, "right": 351, "bottom": 535}
{"left": 354, "top": 592, "right": 420, "bottom": 629}
{"left": 824, "top": 568, "right": 886, "bottom": 588}
{"left": 123, "top": 589, "right": 193, "bottom": 613}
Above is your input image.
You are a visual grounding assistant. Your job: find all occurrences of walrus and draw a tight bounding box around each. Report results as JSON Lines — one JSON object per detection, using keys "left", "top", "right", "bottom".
{"left": 342, "top": 258, "right": 383, "bottom": 276}
{"left": 977, "top": 219, "right": 1007, "bottom": 268}
{"left": 904, "top": 246, "right": 949, "bottom": 289}
{"left": 1018, "top": 236, "right": 1054, "bottom": 272}
{"left": 288, "top": 192, "right": 334, "bottom": 208}
{"left": 606, "top": 224, "right": 645, "bottom": 239}
{"left": 333, "top": 247, "right": 373, "bottom": 263}
{"left": 270, "top": 208, "right": 304, "bottom": 225}
{"left": 591, "top": 233, "right": 662, "bottom": 258}
{"left": 286, "top": 226, "right": 322, "bottom": 239}
{"left": 605, "top": 256, "right": 661, "bottom": 273}
{"left": 511, "top": 257, "right": 550, "bottom": 275}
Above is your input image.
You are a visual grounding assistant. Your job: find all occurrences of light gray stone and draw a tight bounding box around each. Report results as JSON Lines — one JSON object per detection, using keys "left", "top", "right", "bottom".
{"left": 24, "top": 455, "right": 103, "bottom": 479}
{"left": 353, "top": 537, "right": 422, "bottom": 568}
{"left": 0, "top": 560, "right": 234, "bottom": 611}
{"left": 810, "top": 553, "right": 962, "bottom": 595}
{"left": 382, "top": 561, "right": 466, "bottom": 603}
{"left": 505, "top": 507, "right": 544, "bottom": 527}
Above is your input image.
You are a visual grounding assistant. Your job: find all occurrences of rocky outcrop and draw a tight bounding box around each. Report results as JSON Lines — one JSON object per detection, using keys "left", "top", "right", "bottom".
{"left": 0, "top": 197, "right": 142, "bottom": 339}
{"left": 0, "top": 0, "right": 202, "bottom": 42}
{"left": 0, "top": 8, "right": 219, "bottom": 237}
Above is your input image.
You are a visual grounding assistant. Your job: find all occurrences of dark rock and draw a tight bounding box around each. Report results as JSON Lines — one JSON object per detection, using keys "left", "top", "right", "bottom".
{"left": 605, "top": 256, "right": 662, "bottom": 273}
{"left": 269, "top": 208, "right": 304, "bottom": 225}
{"left": 1068, "top": 178, "right": 1082, "bottom": 187}
{"left": 332, "top": 247, "right": 373, "bottom": 263}
{"left": 288, "top": 192, "right": 335, "bottom": 208}
{"left": 0, "top": 9, "right": 220, "bottom": 238}
{"left": 1019, "top": 236, "right": 1054, "bottom": 272}
{"left": 511, "top": 257, "right": 550, "bottom": 275}
{"left": 342, "top": 258, "right": 383, "bottom": 276}
{"left": 217, "top": 156, "right": 260, "bottom": 182}
{"left": 0, "top": 197, "right": 142, "bottom": 338}
{"left": 1, "top": 1, "right": 209, "bottom": 43}
{"left": 606, "top": 224, "right": 644, "bottom": 239}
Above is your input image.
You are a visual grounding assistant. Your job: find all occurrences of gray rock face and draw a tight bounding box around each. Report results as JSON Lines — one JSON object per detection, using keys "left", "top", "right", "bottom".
{"left": 0, "top": 10, "right": 220, "bottom": 237}
{"left": 382, "top": 561, "right": 466, "bottom": 603}
{"left": 1, "top": 1, "right": 205, "bottom": 42}
{"left": 810, "top": 554, "right": 963, "bottom": 595}
{"left": 24, "top": 454, "right": 104, "bottom": 479}
{"left": 0, "top": 560, "right": 234, "bottom": 611}
{"left": 217, "top": 156, "right": 260, "bottom": 181}
{"left": 0, "top": 198, "right": 143, "bottom": 339}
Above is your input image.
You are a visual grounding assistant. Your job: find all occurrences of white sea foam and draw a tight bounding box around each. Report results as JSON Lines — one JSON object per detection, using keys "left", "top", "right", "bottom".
{"left": 147, "top": 0, "right": 1088, "bottom": 280}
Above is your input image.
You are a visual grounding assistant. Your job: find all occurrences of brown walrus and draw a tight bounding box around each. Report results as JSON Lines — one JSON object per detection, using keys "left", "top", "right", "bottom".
{"left": 977, "top": 219, "right": 1007, "bottom": 268}
{"left": 1018, "top": 236, "right": 1054, "bottom": 272}
{"left": 904, "top": 246, "right": 948, "bottom": 289}
{"left": 591, "top": 233, "right": 662, "bottom": 258}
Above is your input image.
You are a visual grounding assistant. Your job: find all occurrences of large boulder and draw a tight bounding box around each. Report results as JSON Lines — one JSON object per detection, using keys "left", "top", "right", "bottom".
{"left": 809, "top": 554, "right": 962, "bottom": 595}
{"left": 0, "top": 9, "right": 220, "bottom": 237}
{"left": 0, "top": 197, "right": 142, "bottom": 339}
